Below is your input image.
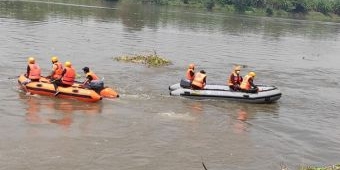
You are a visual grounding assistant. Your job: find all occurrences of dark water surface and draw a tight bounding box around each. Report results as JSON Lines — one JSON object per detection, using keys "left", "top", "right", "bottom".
{"left": 0, "top": 1, "right": 340, "bottom": 169}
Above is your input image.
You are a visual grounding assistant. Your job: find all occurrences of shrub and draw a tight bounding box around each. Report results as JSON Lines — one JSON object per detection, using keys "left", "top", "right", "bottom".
{"left": 266, "top": 7, "right": 274, "bottom": 16}
{"left": 204, "top": 0, "right": 215, "bottom": 10}
{"left": 315, "top": 0, "right": 332, "bottom": 14}
{"left": 333, "top": 0, "right": 340, "bottom": 15}
{"left": 291, "top": 0, "right": 309, "bottom": 13}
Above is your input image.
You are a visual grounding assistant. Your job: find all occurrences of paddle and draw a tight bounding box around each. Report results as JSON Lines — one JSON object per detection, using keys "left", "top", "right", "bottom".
{"left": 202, "top": 162, "right": 208, "bottom": 170}
{"left": 20, "top": 83, "right": 30, "bottom": 94}
{"left": 10, "top": 74, "right": 28, "bottom": 92}
{"left": 201, "top": 157, "right": 208, "bottom": 170}
{"left": 8, "top": 76, "right": 19, "bottom": 79}
{"left": 17, "top": 77, "right": 30, "bottom": 93}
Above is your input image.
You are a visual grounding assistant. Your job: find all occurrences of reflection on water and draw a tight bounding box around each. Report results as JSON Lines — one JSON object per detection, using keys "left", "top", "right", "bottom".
{"left": 186, "top": 100, "right": 204, "bottom": 114}
{"left": 237, "top": 108, "right": 248, "bottom": 121}
{"left": 1, "top": 1, "right": 339, "bottom": 40}
{"left": 48, "top": 113, "right": 73, "bottom": 129}
{"left": 19, "top": 93, "right": 102, "bottom": 128}
{"left": 212, "top": 101, "right": 281, "bottom": 134}
{"left": 233, "top": 108, "right": 249, "bottom": 134}
{"left": 25, "top": 94, "right": 43, "bottom": 124}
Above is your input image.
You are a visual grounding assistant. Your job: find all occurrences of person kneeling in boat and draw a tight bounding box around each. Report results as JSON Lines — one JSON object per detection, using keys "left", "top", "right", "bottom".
{"left": 227, "top": 65, "right": 243, "bottom": 91}
{"left": 191, "top": 70, "right": 206, "bottom": 90}
{"left": 46, "top": 56, "right": 63, "bottom": 82}
{"left": 186, "top": 63, "right": 195, "bottom": 82}
{"left": 240, "top": 71, "right": 258, "bottom": 93}
{"left": 80, "top": 66, "right": 104, "bottom": 91}
{"left": 53, "top": 61, "right": 76, "bottom": 96}
{"left": 23, "top": 57, "right": 41, "bottom": 85}
{"left": 180, "top": 63, "right": 195, "bottom": 88}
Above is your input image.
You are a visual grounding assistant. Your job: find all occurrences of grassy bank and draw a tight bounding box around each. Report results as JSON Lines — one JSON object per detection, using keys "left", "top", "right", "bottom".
{"left": 300, "top": 164, "right": 340, "bottom": 170}
{"left": 116, "top": 0, "right": 340, "bottom": 22}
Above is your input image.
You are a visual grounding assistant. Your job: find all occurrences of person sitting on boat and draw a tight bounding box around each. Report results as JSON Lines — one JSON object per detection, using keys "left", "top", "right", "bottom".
{"left": 240, "top": 71, "right": 258, "bottom": 93}
{"left": 53, "top": 61, "right": 76, "bottom": 96}
{"left": 191, "top": 70, "right": 206, "bottom": 90}
{"left": 186, "top": 63, "right": 195, "bottom": 82}
{"left": 227, "top": 65, "right": 243, "bottom": 91}
{"left": 46, "top": 56, "right": 63, "bottom": 82}
{"left": 23, "top": 57, "right": 41, "bottom": 85}
{"left": 80, "top": 66, "right": 104, "bottom": 91}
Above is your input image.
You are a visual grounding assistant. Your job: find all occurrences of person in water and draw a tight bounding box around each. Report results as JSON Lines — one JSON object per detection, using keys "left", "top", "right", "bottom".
{"left": 186, "top": 63, "right": 195, "bottom": 82}
{"left": 227, "top": 65, "right": 243, "bottom": 91}
{"left": 47, "top": 56, "right": 63, "bottom": 81}
{"left": 240, "top": 71, "right": 258, "bottom": 93}
{"left": 24, "top": 57, "right": 41, "bottom": 84}
{"left": 80, "top": 66, "right": 104, "bottom": 90}
{"left": 191, "top": 70, "right": 206, "bottom": 90}
{"left": 53, "top": 61, "right": 76, "bottom": 96}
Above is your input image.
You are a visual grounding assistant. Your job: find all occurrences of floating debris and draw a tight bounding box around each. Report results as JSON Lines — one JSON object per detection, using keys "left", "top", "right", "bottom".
{"left": 300, "top": 164, "right": 340, "bottom": 170}
{"left": 113, "top": 51, "right": 172, "bottom": 67}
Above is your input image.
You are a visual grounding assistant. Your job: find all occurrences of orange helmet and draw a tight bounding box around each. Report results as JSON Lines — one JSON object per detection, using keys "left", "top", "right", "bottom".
{"left": 28, "top": 57, "right": 35, "bottom": 64}
{"left": 248, "top": 71, "right": 256, "bottom": 77}
{"left": 188, "top": 63, "right": 195, "bottom": 69}
{"left": 51, "top": 56, "right": 58, "bottom": 62}
{"left": 65, "top": 61, "right": 72, "bottom": 68}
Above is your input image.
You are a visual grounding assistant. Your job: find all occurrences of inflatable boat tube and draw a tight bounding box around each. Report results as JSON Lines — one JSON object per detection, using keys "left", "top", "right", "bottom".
{"left": 169, "top": 79, "right": 281, "bottom": 103}
{"left": 18, "top": 74, "right": 104, "bottom": 102}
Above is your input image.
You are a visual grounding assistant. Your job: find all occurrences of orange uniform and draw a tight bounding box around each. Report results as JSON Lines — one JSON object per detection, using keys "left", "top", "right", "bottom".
{"left": 86, "top": 71, "right": 99, "bottom": 81}
{"left": 51, "top": 62, "right": 63, "bottom": 80}
{"left": 61, "top": 67, "right": 76, "bottom": 85}
{"left": 228, "top": 72, "right": 243, "bottom": 86}
{"left": 186, "top": 68, "right": 195, "bottom": 81}
{"left": 191, "top": 72, "right": 206, "bottom": 89}
{"left": 28, "top": 63, "right": 41, "bottom": 80}
{"left": 240, "top": 72, "right": 258, "bottom": 93}
{"left": 240, "top": 75, "right": 252, "bottom": 90}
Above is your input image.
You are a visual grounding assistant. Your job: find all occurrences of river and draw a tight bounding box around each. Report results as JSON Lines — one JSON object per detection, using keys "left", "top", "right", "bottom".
{"left": 0, "top": 1, "right": 340, "bottom": 169}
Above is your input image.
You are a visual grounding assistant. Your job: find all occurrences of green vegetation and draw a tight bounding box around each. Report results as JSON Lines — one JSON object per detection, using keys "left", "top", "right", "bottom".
{"left": 300, "top": 164, "right": 340, "bottom": 170}
{"left": 113, "top": 51, "right": 172, "bottom": 67}
{"left": 120, "top": 0, "right": 340, "bottom": 17}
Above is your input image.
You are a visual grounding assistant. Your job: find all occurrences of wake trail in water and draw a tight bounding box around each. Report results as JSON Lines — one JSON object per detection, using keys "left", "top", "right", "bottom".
{"left": 21, "top": 0, "right": 118, "bottom": 10}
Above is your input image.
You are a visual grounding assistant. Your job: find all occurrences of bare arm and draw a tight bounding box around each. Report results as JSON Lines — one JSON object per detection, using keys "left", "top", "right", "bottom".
{"left": 26, "top": 65, "right": 30, "bottom": 78}
{"left": 249, "top": 78, "right": 257, "bottom": 88}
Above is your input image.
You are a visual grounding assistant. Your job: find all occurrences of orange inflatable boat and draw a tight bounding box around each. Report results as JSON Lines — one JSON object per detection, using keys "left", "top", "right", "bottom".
{"left": 18, "top": 74, "right": 119, "bottom": 102}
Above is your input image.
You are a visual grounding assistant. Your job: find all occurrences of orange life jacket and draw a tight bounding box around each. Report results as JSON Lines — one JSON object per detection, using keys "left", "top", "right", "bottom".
{"left": 28, "top": 63, "right": 41, "bottom": 80}
{"left": 228, "top": 72, "right": 242, "bottom": 86}
{"left": 186, "top": 68, "right": 195, "bottom": 81}
{"left": 61, "top": 67, "right": 76, "bottom": 85}
{"left": 52, "top": 62, "right": 63, "bottom": 79}
{"left": 191, "top": 72, "right": 206, "bottom": 89}
{"left": 86, "top": 71, "right": 99, "bottom": 81}
{"left": 240, "top": 75, "right": 252, "bottom": 90}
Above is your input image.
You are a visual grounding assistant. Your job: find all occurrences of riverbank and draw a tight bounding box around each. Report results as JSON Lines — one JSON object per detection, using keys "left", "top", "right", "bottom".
{"left": 118, "top": 0, "right": 340, "bottom": 22}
